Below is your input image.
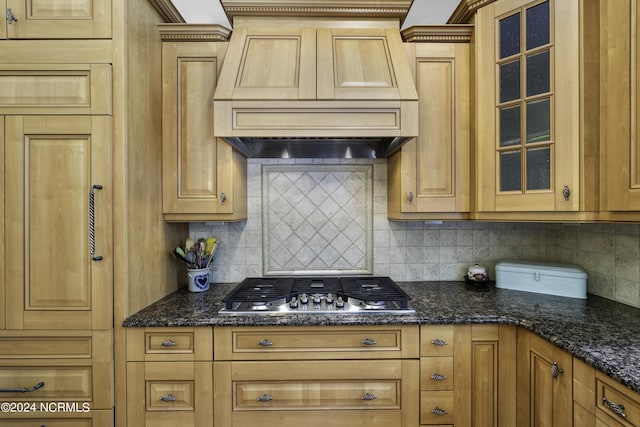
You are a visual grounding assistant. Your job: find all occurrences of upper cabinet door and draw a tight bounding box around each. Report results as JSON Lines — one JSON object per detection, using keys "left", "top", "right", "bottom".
{"left": 316, "top": 28, "right": 417, "bottom": 101}
{"left": 3, "top": 0, "right": 111, "bottom": 39}
{"left": 4, "top": 115, "right": 112, "bottom": 330}
{"left": 475, "top": 0, "right": 580, "bottom": 213}
{"left": 214, "top": 27, "right": 317, "bottom": 100}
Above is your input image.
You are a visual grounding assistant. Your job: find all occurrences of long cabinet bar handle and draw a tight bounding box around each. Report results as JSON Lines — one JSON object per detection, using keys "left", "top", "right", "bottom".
{"left": 602, "top": 397, "right": 627, "bottom": 419}
{"left": 0, "top": 381, "right": 44, "bottom": 393}
{"left": 160, "top": 340, "right": 177, "bottom": 347}
{"left": 89, "top": 184, "right": 103, "bottom": 261}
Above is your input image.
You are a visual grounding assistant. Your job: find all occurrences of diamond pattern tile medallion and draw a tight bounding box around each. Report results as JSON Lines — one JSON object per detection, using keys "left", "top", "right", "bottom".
{"left": 262, "top": 164, "right": 373, "bottom": 275}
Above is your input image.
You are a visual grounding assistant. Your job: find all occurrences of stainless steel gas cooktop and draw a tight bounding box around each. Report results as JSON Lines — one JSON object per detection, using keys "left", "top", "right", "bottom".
{"left": 218, "top": 276, "right": 414, "bottom": 316}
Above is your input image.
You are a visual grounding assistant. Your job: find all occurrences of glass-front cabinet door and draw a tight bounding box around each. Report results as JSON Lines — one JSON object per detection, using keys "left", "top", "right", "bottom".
{"left": 475, "top": 0, "right": 580, "bottom": 213}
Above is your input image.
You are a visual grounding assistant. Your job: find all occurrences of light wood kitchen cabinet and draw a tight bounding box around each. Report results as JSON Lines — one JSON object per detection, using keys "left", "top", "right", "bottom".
{"left": 388, "top": 26, "right": 472, "bottom": 220}
{"left": 516, "top": 328, "right": 573, "bottom": 427}
{"left": 601, "top": 0, "right": 640, "bottom": 218}
{"left": 467, "top": 0, "right": 600, "bottom": 220}
{"left": 126, "top": 327, "right": 214, "bottom": 427}
{"left": 420, "top": 324, "right": 516, "bottom": 426}
{"left": 596, "top": 372, "right": 640, "bottom": 426}
{"left": 213, "top": 325, "right": 419, "bottom": 427}
{"left": 160, "top": 25, "right": 247, "bottom": 222}
{"left": 0, "top": 0, "right": 111, "bottom": 39}
{"left": 4, "top": 115, "right": 112, "bottom": 330}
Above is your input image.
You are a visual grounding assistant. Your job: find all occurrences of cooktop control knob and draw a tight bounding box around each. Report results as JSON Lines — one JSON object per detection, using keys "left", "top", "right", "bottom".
{"left": 326, "top": 293, "right": 334, "bottom": 304}
{"left": 289, "top": 296, "right": 298, "bottom": 308}
{"left": 312, "top": 294, "right": 322, "bottom": 304}
{"left": 336, "top": 295, "right": 345, "bottom": 308}
{"left": 300, "top": 293, "right": 309, "bottom": 304}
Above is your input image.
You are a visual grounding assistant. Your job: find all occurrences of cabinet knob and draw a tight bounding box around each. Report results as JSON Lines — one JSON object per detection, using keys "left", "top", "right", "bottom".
{"left": 220, "top": 192, "right": 226, "bottom": 204}
{"left": 6, "top": 8, "right": 17, "bottom": 24}
{"left": 550, "top": 361, "right": 564, "bottom": 378}
{"left": 408, "top": 192, "right": 414, "bottom": 203}
{"left": 602, "top": 397, "right": 627, "bottom": 419}
{"left": 562, "top": 185, "right": 571, "bottom": 201}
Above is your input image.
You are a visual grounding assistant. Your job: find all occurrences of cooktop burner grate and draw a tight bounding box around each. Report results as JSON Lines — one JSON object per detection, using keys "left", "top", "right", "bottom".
{"left": 222, "top": 277, "right": 294, "bottom": 309}
{"left": 340, "top": 276, "right": 411, "bottom": 308}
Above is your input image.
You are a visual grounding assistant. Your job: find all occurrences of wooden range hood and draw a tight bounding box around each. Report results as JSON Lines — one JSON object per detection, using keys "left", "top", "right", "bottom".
{"left": 213, "top": 0, "right": 419, "bottom": 158}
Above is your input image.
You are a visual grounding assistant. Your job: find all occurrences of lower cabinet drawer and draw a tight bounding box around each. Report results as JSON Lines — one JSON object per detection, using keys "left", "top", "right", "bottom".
{"left": 421, "top": 391, "right": 454, "bottom": 425}
{"left": 0, "top": 366, "right": 91, "bottom": 400}
{"left": 596, "top": 373, "right": 640, "bottom": 426}
{"left": 147, "top": 381, "right": 195, "bottom": 411}
{"left": 235, "top": 380, "right": 399, "bottom": 410}
{"left": 420, "top": 357, "right": 454, "bottom": 391}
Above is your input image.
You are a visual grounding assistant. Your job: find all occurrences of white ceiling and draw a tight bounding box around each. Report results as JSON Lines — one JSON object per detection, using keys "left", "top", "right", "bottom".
{"left": 171, "top": 0, "right": 460, "bottom": 28}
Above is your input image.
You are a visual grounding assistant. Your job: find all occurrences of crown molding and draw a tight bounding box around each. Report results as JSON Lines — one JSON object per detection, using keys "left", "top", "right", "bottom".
{"left": 158, "top": 24, "right": 232, "bottom": 42}
{"left": 448, "top": 0, "right": 498, "bottom": 24}
{"left": 402, "top": 25, "right": 473, "bottom": 43}
{"left": 147, "top": 0, "right": 185, "bottom": 23}
{"left": 220, "top": 0, "right": 412, "bottom": 19}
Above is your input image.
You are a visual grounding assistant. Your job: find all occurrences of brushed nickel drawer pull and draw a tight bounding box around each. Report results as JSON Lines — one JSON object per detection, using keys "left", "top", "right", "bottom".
{"left": 431, "top": 339, "right": 448, "bottom": 346}
{"left": 0, "top": 381, "right": 44, "bottom": 393}
{"left": 431, "top": 373, "right": 447, "bottom": 381}
{"left": 431, "top": 406, "right": 448, "bottom": 416}
{"left": 361, "top": 338, "right": 377, "bottom": 346}
{"left": 159, "top": 394, "right": 176, "bottom": 402}
{"left": 257, "top": 393, "right": 273, "bottom": 402}
{"left": 160, "top": 339, "right": 177, "bottom": 347}
{"left": 361, "top": 392, "right": 377, "bottom": 401}
{"left": 602, "top": 397, "right": 627, "bottom": 419}
{"left": 257, "top": 339, "right": 273, "bottom": 347}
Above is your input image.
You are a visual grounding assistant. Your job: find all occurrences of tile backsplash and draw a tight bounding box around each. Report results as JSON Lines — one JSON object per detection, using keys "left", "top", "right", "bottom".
{"left": 190, "top": 159, "right": 640, "bottom": 309}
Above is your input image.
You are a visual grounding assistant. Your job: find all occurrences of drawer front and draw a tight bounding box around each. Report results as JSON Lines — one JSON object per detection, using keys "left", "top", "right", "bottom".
{"left": 421, "top": 325, "right": 454, "bottom": 357}
{"left": 421, "top": 391, "right": 454, "bottom": 425}
{"left": 0, "top": 367, "right": 91, "bottom": 400}
{"left": 596, "top": 374, "right": 640, "bottom": 426}
{"left": 0, "top": 64, "right": 111, "bottom": 114}
{"left": 214, "top": 326, "right": 419, "bottom": 360}
{"left": 235, "top": 380, "right": 399, "bottom": 410}
{"left": 147, "top": 381, "right": 194, "bottom": 411}
{"left": 127, "top": 328, "right": 213, "bottom": 361}
{"left": 420, "top": 357, "right": 454, "bottom": 391}
{"left": 232, "top": 410, "right": 401, "bottom": 427}
{"left": 0, "top": 337, "right": 91, "bottom": 359}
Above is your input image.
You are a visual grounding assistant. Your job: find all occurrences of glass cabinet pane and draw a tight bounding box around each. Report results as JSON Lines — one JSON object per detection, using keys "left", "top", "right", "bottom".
{"left": 526, "top": 50, "right": 550, "bottom": 96}
{"left": 500, "top": 60, "right": 521, "bottom": 103}
{"left": 500, "top": 13, "right": 521, "bottom": 58}
{"left": 500, "top": 105, "right": 521, "bottom": 146}
{"left": 526, "top": 98, "right": 550, "bottom": 143}
{"left": 526, "top": 147, "right": 551, "bottom": 190}
{"left": 500, "top": 151, "right": 522, "bottom": 192}
{"left": 526, "top": 1, "right": 550, "bottom": 50}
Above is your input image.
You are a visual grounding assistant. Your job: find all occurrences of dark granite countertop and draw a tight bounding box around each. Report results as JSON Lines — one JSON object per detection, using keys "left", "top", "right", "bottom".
{"left": 123, "top": 281, "right": 640, "bottom": 394}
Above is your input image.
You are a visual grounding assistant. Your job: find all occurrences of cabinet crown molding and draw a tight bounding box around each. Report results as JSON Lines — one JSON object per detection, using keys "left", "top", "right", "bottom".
{"left": 158, "top": 24, "right": 231, "bottom": 41}
{"left": 147, "top": 0, "right": 185, "bottom": 23}
{"left": 402, "top": 25, "right": 473, "bottom": 43}
{"left": 448, "top": 0, "right": 498, "bottom": 24}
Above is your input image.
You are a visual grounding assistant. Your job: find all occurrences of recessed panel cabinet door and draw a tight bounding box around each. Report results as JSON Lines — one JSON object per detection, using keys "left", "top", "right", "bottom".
{"left": 4, "top": 0, "right": 111, "bottom": 39}
{"left": 4, "top": 115, "right": 112, "bottom": 330}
